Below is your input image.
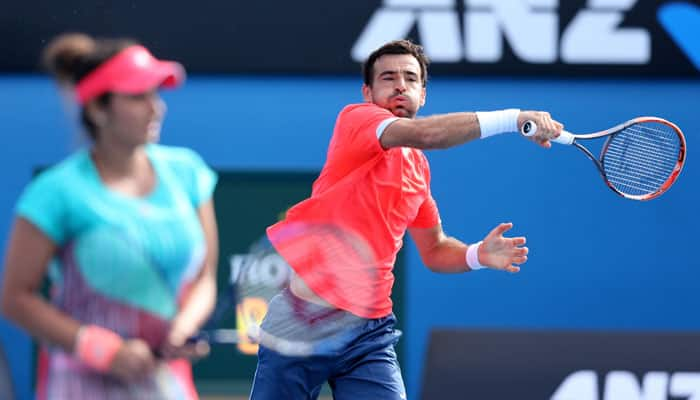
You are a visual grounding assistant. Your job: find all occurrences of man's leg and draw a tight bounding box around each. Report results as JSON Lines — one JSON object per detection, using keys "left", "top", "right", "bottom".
{"left": 329, "top": 315, "right": 406, "bottom": 400}
{"left": 250, "top": 289, "right": 336, "bottom": 400}
{"left": 249, "top": 345, "right": 329, "bottom": 400}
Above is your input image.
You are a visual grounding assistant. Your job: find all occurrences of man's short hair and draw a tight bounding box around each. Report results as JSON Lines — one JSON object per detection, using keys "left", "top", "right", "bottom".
{"left": 362, "top": 39, "right": 430, "bottom": 87}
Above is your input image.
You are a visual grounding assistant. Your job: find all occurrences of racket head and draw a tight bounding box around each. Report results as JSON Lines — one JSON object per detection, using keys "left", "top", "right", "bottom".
{"left": 600, "top": 117, "right": 686, "bottom": 201}
{"left": 230, "top": 221, "right": 381, "bottom": 357}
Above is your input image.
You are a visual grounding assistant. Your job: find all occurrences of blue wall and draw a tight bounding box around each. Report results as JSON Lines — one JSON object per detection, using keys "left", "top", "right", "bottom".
{"left": 1, "top": 75, "right": 698, "bottom": 399}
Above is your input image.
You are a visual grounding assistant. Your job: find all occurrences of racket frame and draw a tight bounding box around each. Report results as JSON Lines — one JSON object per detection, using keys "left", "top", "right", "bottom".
{"left": 189, "top": 222, "right": 379, "bottom": 357}
{"left": 527, "top": 117, "right": 686, "bottom": 201}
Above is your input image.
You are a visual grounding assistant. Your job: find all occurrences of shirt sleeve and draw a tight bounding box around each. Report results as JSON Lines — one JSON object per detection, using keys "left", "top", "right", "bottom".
{"left": 409, "top": 194, "right": 441, "bottom": 228}
{"left": 15, "top": 171, "right": 69, "bottom": 245}
{"left": 182, "top": 149, "right": 218, "bottom": 208}
{"left": 334, "top": 103, "right": 400, "bottom": 159}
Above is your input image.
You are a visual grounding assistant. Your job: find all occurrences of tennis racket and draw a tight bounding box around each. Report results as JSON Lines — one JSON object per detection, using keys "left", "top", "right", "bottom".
{"left": 190, "top": 221, "right": 381, "bottom": 357}
{"left": 521, "top": 117, "right": 686, "bottom": 200}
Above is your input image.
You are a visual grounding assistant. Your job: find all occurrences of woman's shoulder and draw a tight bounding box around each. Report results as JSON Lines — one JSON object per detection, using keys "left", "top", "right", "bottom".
{"left": 31, "top": 149, "right": 91, "bottom": 187}
{"left": 147, "top": 143, "right": 205, "bottom": 165}
{"left": 148, "top": 144, "right": 216, "bottom": 204}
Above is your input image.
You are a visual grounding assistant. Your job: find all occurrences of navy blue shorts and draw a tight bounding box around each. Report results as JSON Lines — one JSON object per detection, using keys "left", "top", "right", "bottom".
{"left": 249, "top": 289, "right": 406, "bottom": 400}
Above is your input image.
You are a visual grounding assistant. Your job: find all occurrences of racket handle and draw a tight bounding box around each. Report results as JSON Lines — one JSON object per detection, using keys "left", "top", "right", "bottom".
{"left": 520, "top": 120, "right": 574, "bottom": 145}
{"left": 187, "top": 329, "right": 242, "bottom": 344}
{"left": 552, "top": 130, "right": 575, "bottom": 145}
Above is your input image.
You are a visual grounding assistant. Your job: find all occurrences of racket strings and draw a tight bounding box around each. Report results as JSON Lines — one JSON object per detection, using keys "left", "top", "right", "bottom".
{"left": 609, "top": 129, "right": 677, "bottom": 170}
{"left": 607, "top": 131, "right": 680, "bottom": 166}
{"left": 268, "top": 227, "right": 378, "bottom": 307}
{"left": 239, "top": 283, "right": 365, "bottom": 348}
{"left": 604, "top": 143, "right": 676, "bottom": 191}
{"left": 238, "top": 292, "right": 354, "bottom": 338}
{"left": 602, "top": 122, "right": 681, "bottom": 196}
{"left": 234, "top": 224, "right": 378, "bottom": 353}
{"left": 606, "top": 129, "right": 680, "bottom": 169}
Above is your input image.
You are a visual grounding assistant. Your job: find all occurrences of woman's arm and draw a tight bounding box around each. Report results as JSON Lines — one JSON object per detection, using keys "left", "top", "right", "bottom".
{"left": 1, "top": 217, "right": 157, "bottom": 379}
{"left": 163, "top": 199, "right": 219, "bottom": 353}
{"left": 0, "top": 217, "right": 80, "bottom": 351}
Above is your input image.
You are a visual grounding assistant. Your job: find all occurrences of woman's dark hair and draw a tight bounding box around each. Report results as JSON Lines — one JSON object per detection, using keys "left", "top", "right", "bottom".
{"left": 41, "top": 33, "right": 138, "bottom": 139}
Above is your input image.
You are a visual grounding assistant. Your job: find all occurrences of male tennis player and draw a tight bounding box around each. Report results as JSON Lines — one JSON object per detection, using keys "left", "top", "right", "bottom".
{"left": 251, "top": 39, "right": 562, "bottom": 399}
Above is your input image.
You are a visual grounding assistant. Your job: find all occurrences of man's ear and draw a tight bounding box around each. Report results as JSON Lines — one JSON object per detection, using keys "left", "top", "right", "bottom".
{"left": 362, "top": 84, "right": 372, "bottom": 102}
{"left": 419, "top": 86, "right": 426, "bottom": 107}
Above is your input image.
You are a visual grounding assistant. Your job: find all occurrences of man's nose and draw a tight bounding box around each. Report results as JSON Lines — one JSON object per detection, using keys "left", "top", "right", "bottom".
{"left": 394, "top": 78, "right": 407, "bottom": 93}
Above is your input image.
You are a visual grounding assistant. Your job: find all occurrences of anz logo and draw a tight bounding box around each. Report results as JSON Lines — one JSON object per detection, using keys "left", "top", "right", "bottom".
{"left": 353, "top": 0, "right": 655, "bottom": 65}
{"left": 551, "top": 370, "right": 700, "bottom": 400}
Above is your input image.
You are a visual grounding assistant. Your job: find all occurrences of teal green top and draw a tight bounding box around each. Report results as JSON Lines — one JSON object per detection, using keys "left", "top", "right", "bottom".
{"left": 15, "top": 144, "right": 217, "bottom": 347}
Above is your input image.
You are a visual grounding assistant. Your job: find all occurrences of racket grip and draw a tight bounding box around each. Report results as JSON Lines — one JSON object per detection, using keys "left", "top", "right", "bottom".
{"left": 552, "top": 130, "right": 575, "bottom": 145}
{"left": 520, "top": 120, "right": 574, "bottom": 145}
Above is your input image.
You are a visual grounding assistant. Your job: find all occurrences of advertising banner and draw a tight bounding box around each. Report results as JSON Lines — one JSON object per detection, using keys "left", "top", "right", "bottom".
{"left": 421, "top": 329, "right": 700, "bottom": 400}
{"left": 3, "top": 1, "right": 699, "bottom": 77}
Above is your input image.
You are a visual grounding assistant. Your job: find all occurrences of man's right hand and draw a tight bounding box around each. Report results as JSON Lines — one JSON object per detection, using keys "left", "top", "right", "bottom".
{"left": 518, "top": 111, "right": 564, "bottom": 148}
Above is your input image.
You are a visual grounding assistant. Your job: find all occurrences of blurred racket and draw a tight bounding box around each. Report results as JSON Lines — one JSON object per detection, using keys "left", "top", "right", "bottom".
{"left": 522, "top": 117, "right": 686, "bottom": 200}
{"left": 190, "top": 221, "right": 380, "bottom": 357}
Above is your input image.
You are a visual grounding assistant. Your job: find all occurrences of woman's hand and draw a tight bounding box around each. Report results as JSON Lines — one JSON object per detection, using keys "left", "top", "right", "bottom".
{"left": 158, "top": 325, "right": 210, "bottom": 360}
{"left": 109, "top": 339, "right": 156, "bottom": 381}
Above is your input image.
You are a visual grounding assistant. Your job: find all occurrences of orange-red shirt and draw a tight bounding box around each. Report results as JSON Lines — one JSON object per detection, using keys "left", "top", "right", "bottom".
{"left": 267, "top": 103, "right": 440, "bottom": 318}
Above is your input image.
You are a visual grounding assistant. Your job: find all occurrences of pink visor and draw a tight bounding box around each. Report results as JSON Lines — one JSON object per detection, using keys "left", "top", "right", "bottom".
{"left": 75, "top": 45, "right": 185, "bottom": 105}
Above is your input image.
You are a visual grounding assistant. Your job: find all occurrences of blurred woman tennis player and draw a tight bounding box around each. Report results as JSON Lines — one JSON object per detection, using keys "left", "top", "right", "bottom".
{"left": 0, "top": 33, "right": 218, "bottom": 399}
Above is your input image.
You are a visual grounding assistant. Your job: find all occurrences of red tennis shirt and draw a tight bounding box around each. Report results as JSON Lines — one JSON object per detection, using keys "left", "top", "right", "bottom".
{"left": 267, "top": 102, "right": 441, "bottom": 318}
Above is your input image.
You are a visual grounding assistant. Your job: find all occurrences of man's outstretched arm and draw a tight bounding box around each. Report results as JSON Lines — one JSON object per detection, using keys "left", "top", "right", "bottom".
{"left": 380, "top": 110, "right": 563, "bottom": 150}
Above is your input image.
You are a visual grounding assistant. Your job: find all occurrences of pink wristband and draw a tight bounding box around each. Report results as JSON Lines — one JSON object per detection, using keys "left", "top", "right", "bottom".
{"left": 466, "top": 241, "right": 486, "bottom": 271}
{"left": 75, "top": 325, "right": 123, "bottom": 372}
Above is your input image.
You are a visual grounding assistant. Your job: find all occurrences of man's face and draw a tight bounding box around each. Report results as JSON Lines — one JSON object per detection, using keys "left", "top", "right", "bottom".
{"left": 362, "top": 54, "right": 426, "bottom": 118}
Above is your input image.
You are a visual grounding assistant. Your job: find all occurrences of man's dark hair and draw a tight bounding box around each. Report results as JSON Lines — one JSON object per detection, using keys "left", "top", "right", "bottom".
{"left": 362, "top": 39, "right": 430, "bottom": 87}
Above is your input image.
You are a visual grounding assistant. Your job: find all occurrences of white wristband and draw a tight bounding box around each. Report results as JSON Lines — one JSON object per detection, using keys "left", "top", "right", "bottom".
{"left": 466, "top": 241, "right": 486, "bottom": 271}
{"left": 476, "top": 109, "right": 520, "bottom": 139}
